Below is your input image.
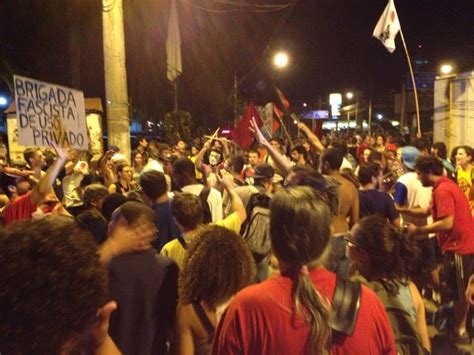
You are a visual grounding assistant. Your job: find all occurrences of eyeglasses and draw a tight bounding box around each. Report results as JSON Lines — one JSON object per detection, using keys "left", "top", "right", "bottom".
{"left": 343, "top": 235, "right": 359, "bottom": 248}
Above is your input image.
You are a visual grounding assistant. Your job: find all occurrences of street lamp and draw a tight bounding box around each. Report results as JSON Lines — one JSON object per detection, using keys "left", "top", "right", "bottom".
{"left": 440, "top": 64, "right": 453, "bottom": 75}
{"left": 0, "top": 96, "right": 8, "bottom": 107}
{"left": 346, "top": 92, "right": 354, "bottom": 100}
{"left": 273, "top": 51, "right": 289, "bottom": 69}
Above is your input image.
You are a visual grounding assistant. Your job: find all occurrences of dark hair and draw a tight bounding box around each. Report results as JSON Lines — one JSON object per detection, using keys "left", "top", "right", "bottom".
{"left": 287, "top": 166, "right": 339, "bottom": 216}
{"left": 292, "top": 145, "right": 308, "bottom": 159}
{"left": 432, "top": 142, "right": 447, "bottom": 160}
{"left": 101, "top": 193, "right": 128, "bottom": 221}
{"left": 413, "top": 138, "right": 430, "bottom": 153}
{"left": 368, "top": 151, "right": 383, "bottom": 163}
{"left": 352, "top": 216, "right": 420, "bottom": 295}
{"left": 116, "top": 163, "right": 130, "bottom": 176}
{"left": 248, "top": 149, "right": 260, "bottom": 158}
{"left": 227, "top": 154, "right": 245, "bottom": 174}
{"left": 113, "top": 200, "right": 155, "bottom": 226}
{"left": 179, "top": 225, "right": 255, "bottom": 308}
{"left": 23, "top": 147, "right": 39, "bottom": 165}
{"left": 457, "top": 145, "right": 474, "bottom": 162}
{"left": 330, "top": 140, "right": 348, "bottom": 156}
{"left": 414, "top": 155, "right": 444, "bottom": 176}
{"left": 270, "top": 187, "right": 331, "bottom": 353}
{"left": 171, "top": 192, "right": 203, "bottom": 231}
{"left": 321, "top": 148, "right": 344, "bottom": 170}
{"left": 0, "top": 217, "right": 108, "bottom": 354}
{"left": 132, "top": 150, "right": 146, "bottom": 167}
{"left": 83, "top": 183, "right": 108, "bottom": 209}
{"left": 358, "top": 163, "right": 381, "bottom": 185}
{"left": 172, "top": 158, "right": 196, "bottom": 178}
{"left": 140, "top": 170, "right": 167, "bottom": 200}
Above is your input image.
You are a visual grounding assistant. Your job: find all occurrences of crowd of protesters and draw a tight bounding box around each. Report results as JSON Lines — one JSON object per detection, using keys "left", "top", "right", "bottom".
{"left": 1, "top": 120, "right": 474, "bottom": 354}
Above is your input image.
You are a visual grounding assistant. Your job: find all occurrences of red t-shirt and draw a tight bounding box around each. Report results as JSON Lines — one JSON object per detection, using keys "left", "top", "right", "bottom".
{"left": 212, "top": 267, "right": 396, "bottom": 355}
{"left": 432, "top": 176, "right": 474, "bottom": 254}
{"left": 3, "top": 192, "right": 37, "bottom": 226}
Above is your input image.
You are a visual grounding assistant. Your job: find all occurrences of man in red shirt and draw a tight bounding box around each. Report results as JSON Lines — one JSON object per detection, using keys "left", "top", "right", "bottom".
{"left": 404, "top": 155, "right": 474, "bottom": 347}
{"left": 3, "top": 143, "right": 68, "bottom": 225}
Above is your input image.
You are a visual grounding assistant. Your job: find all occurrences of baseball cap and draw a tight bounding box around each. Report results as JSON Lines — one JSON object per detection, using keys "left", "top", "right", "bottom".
{"left": 253, "top": 164, "right": 275, "bottom": 179}
{"left": 401, "top": 146, "right": 420, "bottom": 170}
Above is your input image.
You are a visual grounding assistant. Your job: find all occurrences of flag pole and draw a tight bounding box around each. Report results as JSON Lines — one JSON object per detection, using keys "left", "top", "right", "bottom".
{"left": 398, "top": 27, "right": 421, "bottom": 137}
{"left": 174, "top": 80, "right": 178, "bottom": 112}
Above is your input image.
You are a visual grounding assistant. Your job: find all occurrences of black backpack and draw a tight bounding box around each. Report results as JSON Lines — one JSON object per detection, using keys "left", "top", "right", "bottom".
{"left": 199, "top": 187, "right": 212, "bottom": 224}
{"left": 240, "top": 191, "right": 271, "bottom": 263}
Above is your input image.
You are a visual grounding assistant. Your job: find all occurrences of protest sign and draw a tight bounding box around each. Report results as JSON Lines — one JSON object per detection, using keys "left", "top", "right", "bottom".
{"left": 14, "top": 75, "right": 89, "bottom": 149}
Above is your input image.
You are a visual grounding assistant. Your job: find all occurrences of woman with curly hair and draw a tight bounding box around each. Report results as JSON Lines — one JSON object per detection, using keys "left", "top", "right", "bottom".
{"left": 346, "top": 215, "right": 431, "bottom": 352}
{"left": 176, "top": 224, "right": 255, "bottom": 355}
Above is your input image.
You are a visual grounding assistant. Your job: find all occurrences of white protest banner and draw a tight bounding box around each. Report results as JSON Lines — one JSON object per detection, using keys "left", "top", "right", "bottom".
{"left": 14, "top": 75, "right": 89, "bottom": 149}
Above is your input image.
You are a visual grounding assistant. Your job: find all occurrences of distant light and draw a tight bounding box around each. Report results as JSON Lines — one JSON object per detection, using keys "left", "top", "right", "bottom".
{"left": 440, "top": 64, "right": 453, "bottom": 75}
{"left": 303, "top": 102, "right": 308, "bottom": 107}
{"left": 418, "top": 44, "right": 422, "bottom": 48}
{"left": 0, "top": 96, "right": 7, "bottom": 107}
{"left": 377, "top": 114, "right": 383, "bottom": 120}
{"left": 346, "top": 92, "right": 354, "bottom": 100}
{"left": 273, "top": 52, "right": 289, "bottom": 69}
{"left": 221, "top": 129, "right": 230, "bottom": 134}
{"left": 293, "top": 119, "right": 298, "bottom": 125}
{"left": 329, "top": 93, "right": 342, "bottom": 106}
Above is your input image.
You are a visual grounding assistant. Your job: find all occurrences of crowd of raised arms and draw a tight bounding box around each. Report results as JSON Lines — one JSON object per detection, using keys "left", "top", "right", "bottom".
{"left": 2, "top": 119, "right": 474, "bottom": 354}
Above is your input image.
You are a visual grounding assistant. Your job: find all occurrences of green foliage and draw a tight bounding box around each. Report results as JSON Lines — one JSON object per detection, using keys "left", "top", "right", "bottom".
{"left": 163, "top": 110, "right": 193, "bottom": 143}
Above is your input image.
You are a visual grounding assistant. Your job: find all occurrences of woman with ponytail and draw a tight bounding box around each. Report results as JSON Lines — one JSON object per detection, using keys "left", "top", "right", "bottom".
{"left": 212, "top": 187, "right": 396, "bottom": 354}
{"left": 347, "top": 215, "right": 431, "bottom": 353}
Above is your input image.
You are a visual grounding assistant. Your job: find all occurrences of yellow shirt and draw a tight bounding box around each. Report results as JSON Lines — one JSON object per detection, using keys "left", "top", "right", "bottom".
{"left": 456, "top": 167, "right": 473, "bottom": 200}
{"left": 160, "top": 212, "right": 242, "bottom": 269}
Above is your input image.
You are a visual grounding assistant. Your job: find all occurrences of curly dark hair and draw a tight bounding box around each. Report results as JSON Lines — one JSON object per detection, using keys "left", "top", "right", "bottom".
{"left": 179, "top": 225, "right": 255, "bottom": 308}
{"left": 353, "top": 215, "right": 420, "bottom": 295}
{"left": 0, "top": 216, "right": 108, "bottom": 354}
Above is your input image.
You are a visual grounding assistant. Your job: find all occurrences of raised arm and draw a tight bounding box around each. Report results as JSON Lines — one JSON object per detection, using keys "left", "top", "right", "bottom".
{"left": 250, "top": 118, "right": 291, "bottom": 178}
{"left": 298, "top": 121, "right": 325, "bottom": 152}
{"left": 218, "top": 173, "right": 246, "bottom": 224}
{"left": 194, "top": 140, "right": 211, "bottom": 171}
{"left": 30, "top": 143, "right": 68, "bottom": 205}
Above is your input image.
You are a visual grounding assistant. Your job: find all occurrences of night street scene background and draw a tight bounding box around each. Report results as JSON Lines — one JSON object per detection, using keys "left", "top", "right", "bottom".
{"left": 1, "top": 0, "right": 474, "bottom": 136}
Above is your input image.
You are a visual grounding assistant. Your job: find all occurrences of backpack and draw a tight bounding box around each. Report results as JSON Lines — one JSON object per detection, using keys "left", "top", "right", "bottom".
{"left": 199, "top": 187, "right": 212, "bottom": 224}
{"left": 240, "top": 191, "right": 271, "bottom": 262}
{"left": 370, "top": 283, "right": 428, "bottom": 355}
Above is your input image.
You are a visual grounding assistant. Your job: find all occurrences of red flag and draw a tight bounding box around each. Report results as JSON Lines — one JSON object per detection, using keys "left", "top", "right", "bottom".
{"left": 275, "top": 87, "right": 290, "bottom": 109}
{"left": 231, "top": 102, "right": 263, "bottom": 149}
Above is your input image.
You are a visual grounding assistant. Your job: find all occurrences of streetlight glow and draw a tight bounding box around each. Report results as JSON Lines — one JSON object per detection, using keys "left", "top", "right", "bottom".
{"left": 440, "top": 64, "right": 453, "bottom": 75}
{"left": 377, "top": 114, "right": 383, "bottom": 120}
{"left": 273, "top": 52, "right": 289, "bottom": 69}
{"left": 303, "top": 102, "right": 308, "bottom": 107}
{"left": 346, "top": 92, "right": 354, "bottom": 100}
{"left": 0, "top": 96, "right": 7, "bottom": 107}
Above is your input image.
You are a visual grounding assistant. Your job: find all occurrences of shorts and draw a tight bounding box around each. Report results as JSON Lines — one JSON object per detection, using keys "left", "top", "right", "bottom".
{"left": 440, "top": 252, "right": 474, "bottom": 302}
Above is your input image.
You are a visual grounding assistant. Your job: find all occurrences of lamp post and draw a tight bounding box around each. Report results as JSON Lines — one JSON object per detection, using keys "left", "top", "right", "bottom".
{"left": 273, "top": 51, "right": 289, "bottom": 70}
{"left": 102, "top": 0, "right": 131, "bottom": 161}
{"left": 440, "top": 64, "right": 454, "bottom": 75}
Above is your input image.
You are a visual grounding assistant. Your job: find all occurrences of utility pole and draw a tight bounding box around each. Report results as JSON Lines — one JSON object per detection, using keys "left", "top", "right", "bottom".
{"left": 102, "top": 0, "right": 131, "bottom": 160}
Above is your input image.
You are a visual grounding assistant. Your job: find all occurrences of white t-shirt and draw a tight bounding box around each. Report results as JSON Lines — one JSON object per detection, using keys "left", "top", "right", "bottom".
{"left": 181, "top": 184, "right": 223, "bottom": 222}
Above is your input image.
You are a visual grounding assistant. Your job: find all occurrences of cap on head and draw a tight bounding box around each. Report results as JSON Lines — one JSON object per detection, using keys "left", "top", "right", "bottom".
{"left": 401, "top": 146, "right": 420, "bottom": 170}
{"left": 253, "top": 164, "right": 275, "bottom": 179}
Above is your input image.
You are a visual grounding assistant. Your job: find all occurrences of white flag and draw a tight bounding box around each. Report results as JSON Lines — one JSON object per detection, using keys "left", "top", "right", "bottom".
{"left": 372, "top": 0, "right": 401, "bottom": 53}
{"left": 166, "top": 0, "right": 182, "bottom": 81}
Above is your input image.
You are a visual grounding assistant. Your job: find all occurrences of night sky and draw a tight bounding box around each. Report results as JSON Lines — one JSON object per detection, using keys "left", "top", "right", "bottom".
{"left": 0, "top": 0, "right": 473, "bottom": 128}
